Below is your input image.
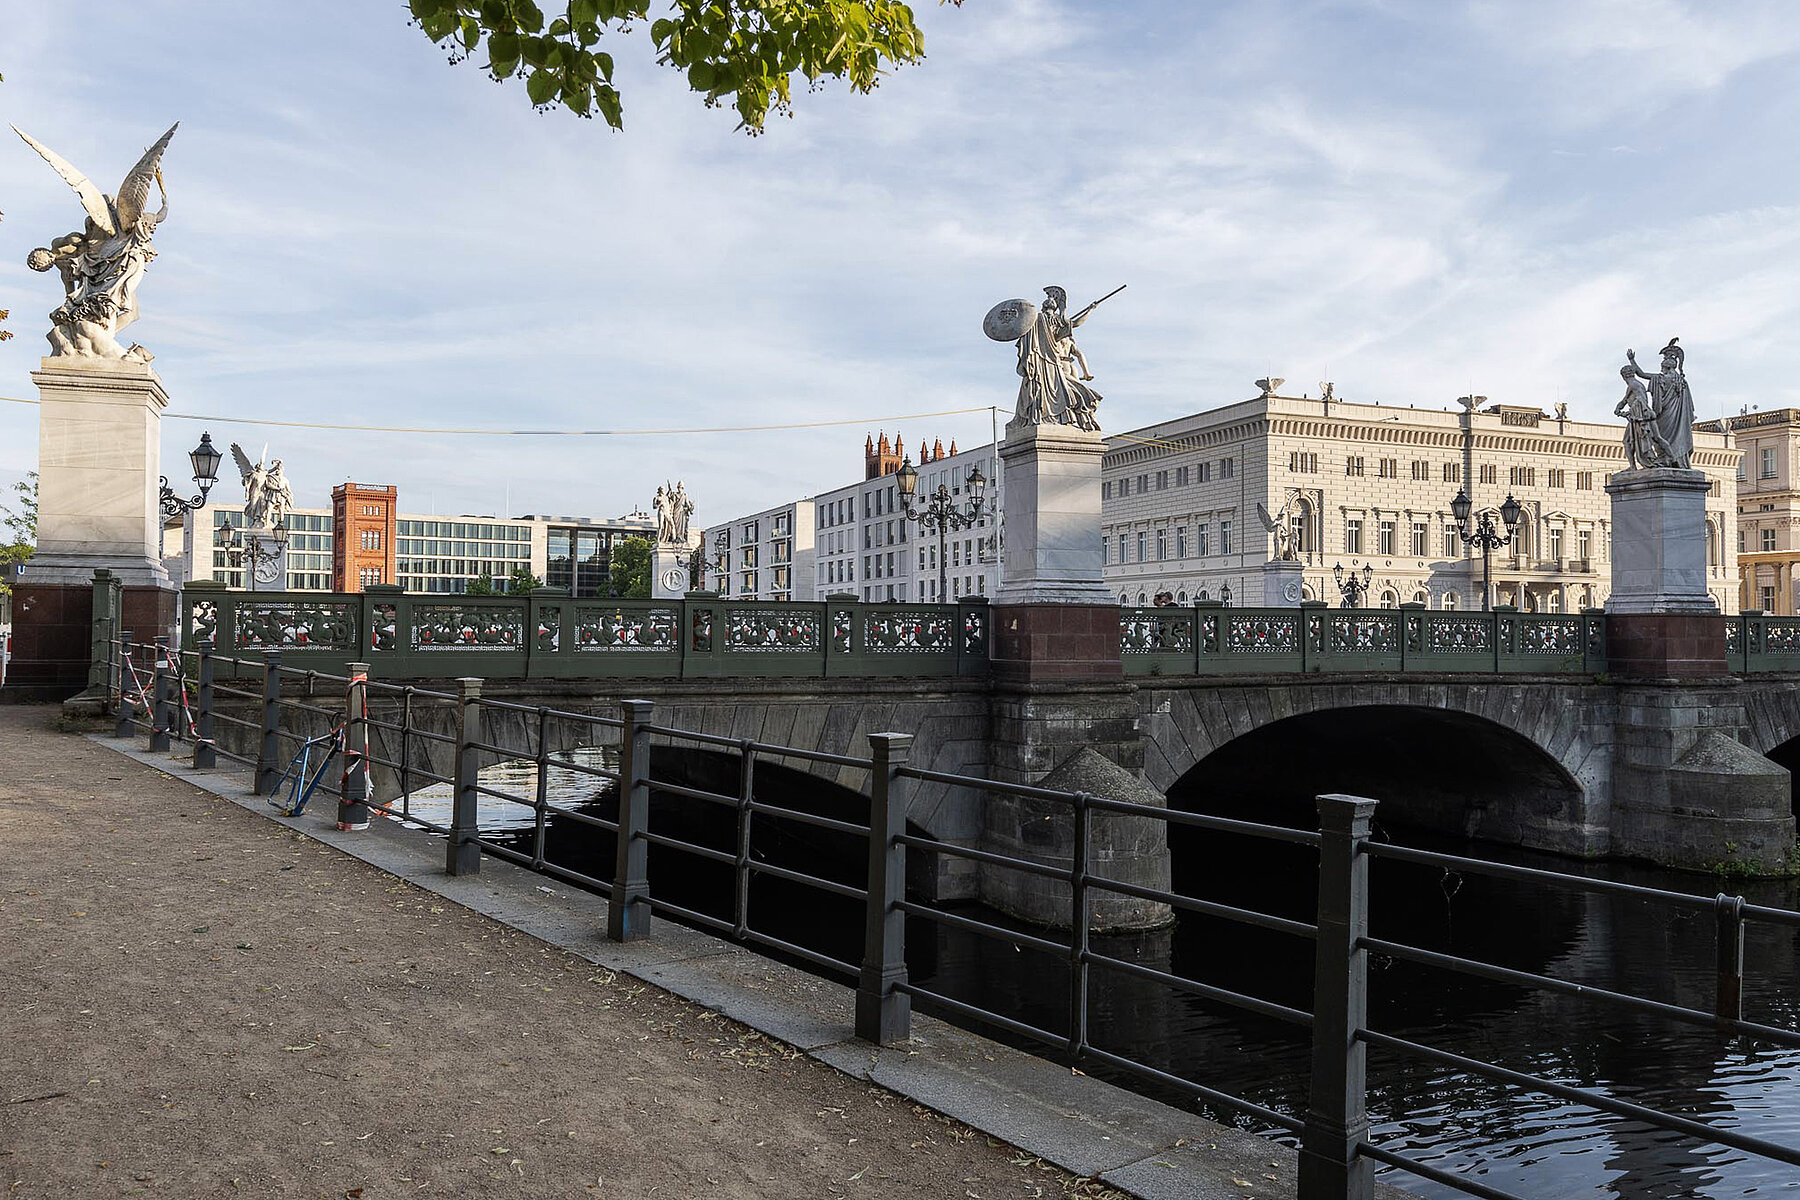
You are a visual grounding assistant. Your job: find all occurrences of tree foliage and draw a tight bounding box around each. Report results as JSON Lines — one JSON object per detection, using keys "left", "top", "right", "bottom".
{"left": 507, "top": 565, "right": 545, "bottom": 595}
{"left": 609, "top": 535, "right": 651, "bottom": 598}
{"left": 407, "top": 0, "right": 953, "bottom": 132}
{"left": 0, "top": 472, "right": 38, "bottom": 596}
{"left": 465, "top": 570, "right": 497, "bottom": 595}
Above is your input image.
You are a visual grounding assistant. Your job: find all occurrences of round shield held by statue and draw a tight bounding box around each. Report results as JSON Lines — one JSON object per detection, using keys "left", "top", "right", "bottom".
{"left": 983, "top": 298, "right": 1038, "bottom": 342}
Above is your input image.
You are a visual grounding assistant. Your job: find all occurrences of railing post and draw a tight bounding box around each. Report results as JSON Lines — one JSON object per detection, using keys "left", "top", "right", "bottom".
{"left": 149, "top": 636, "right": 172, "bottom": 752}
{"left": 608, "top": 699, "right": 654, "bottom": 942}
{"left": 857, "top": 732, "right": 912, "bottom": 1045}
{"left": 1301, "top": 793, "right": 1378, "bottom": 1200}
{"left": 254, "top": 649, "right": 283, "bottom": 795}
{"left": 337, "top": 662, "right": 372, "bottom": 831}
{"left": 114, "top": 637, "right": 136, "bottom": 737}
{"left": 1068, "top": 790, "right": 1092, "bottom": 1058}
{"left": 193, "top": 639, "right": 217, "bottom": 769}
{"left": 1715, "top": 892, "right": 1745, "bottom": 1027}
{"left": 448, "top": 678, "right": 484, "bottom": 875}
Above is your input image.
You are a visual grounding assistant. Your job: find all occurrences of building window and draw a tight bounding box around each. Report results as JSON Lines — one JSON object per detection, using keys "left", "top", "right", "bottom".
{"left": 360, "top": 529, "right": 381, "bottom": 551}
{"left": 1509, "top": 466, "right": 1536, "bottom": 487}
{"left": 1378, "top": 519, "right": 1396, "bottom": 556}
{"left": 1119, "top": 478, "right": 1129, "bottom": 497}
{"left": 1443, "top": 462, "right": 1462, "bottom": 483}
{"left": 1220, "top": 520, "right": 1232, "bottom": 554}
{"left": 1138, "top": 474, "right": 1149, "bottom": 494}
{"left": 1762, "top": 447, "right": 1777, "bottom": 479}
{"left": 1176, "top": 526, "right": 1187, "bottom": 557}
{"left": 1739, "top": 530, "right": 1747, "bottom": 553}
{"left": 1290, "top": 510, "right": 1308, "bottom": 554}
{"left": 1156, "top": 528, "right": 1167, "bottom": 560}
{"left": 1762, "top": 528, "right": 1777, "bottom": 551}
{"left": 1578, "top": 529, "right": 1592, "bottom": 561}
{"left": 1157, "top": 470, "right": 1169, "bottom": 491}
{"left": 1102, "top": 481, "right": 1111, "bottom": 500}
{"left": 1411, "top": 521, "right": 1428, "bottom": 557}
{"left": 1346, "top": 456, "right": 1365, "bottom": 477}
{"left": 1412, "top": 460, "right": 1430, "bottom": 481}
{"left": 1118, "top": 533, "right": 1128, "bottom": 563}
{"left": 1345, "top": 518, "right": 1363, "bottom": 555}
{"left": 1549, "top": 527, "right": 1564, "bottom": 561}
{"left": 1196, "top": 462, "right": 1211, "bottom": 484}
{"left": 1577, "top": 472, "right": 1593, "bottom": 490}
{"left": 1196, "top": 524, "right": 1209, "bottom": 556}
{"left": 1136, "top": 532, "right": 1147, "bottom": 563}
{"left": 1378, "top": 458, "right": 1397, "bottom": 479}
{"left": 1548, "top": 469, "right": 1566, "bottom": 488}
{"left": 1174, "top": 467, "right": 1187, "bottom": 487}
{"left": 359, "top": 567, "right": 382, "bottom": 588}
{"left": 1480, "top": 464, "right": 1498, "bottom": 485}
{"left": 1289, "top": 452, "right": 1317, "bottom": 473}
{"left": 1221, "top": 457, "right": 1235, "bottom": 479}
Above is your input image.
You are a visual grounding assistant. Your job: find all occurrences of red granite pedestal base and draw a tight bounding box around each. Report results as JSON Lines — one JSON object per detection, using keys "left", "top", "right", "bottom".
{"left": 990, "top": 603, "right": 1124, "bottom": 684}
{"left": 4, "top": 582, "right": 177, "bottom": 700}
{"left": 1605, "top": 612, "right": 1726, "bottom": 679}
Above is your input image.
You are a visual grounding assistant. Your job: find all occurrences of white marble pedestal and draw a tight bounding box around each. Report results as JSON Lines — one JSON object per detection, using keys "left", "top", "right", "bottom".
{"left": 651, "top": 543, "right": 695, "bottom": 599}
{"left": 29, "top": 356, "right": 171, "bottom": 586}
{"left": 1604, "top": 467, "right": 1717, "bottom": 614}
{"left": 244, "top": 529, "right": 290, "bottom": 591}
{"left": 993, "top": 423, "right": 1111, "bottom": 605}
{"left": 1261, "top": 559, "right": 1305, "bottom": 606}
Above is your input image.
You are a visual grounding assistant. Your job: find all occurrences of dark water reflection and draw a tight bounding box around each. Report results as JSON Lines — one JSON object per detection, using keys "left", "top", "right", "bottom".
{"left": 403, "top": 754, "right": 1800, "bottom": 1200}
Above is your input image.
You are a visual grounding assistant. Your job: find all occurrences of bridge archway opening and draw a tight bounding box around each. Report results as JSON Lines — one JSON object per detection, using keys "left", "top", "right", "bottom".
{"left": 1161, "top": 704, "right": 1590, "bottom": 1023}
{"left": 1167, "top": 704, "right": 1583, "bottom": 849}
{"left": 1758, "top": 735, "right": 1800, "bottom": 819}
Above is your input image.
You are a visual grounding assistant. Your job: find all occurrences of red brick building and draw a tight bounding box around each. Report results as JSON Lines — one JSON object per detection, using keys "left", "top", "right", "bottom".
{"left": 332, "top": 483, "right": 397, "bottom": 592}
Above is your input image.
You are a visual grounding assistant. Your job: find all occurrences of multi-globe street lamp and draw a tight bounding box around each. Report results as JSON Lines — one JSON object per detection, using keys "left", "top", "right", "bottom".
{"left": 1333, "top": 562, "right": 1374, "bottom": 608}
{"left": 159, "top": 431, "right": 223, "bottom": 519}
{"left": 895, "top": 458, "right": 987, "bottom": 603}
{"left": 1451, "top": 488, "right": 1523, "bottom": 612}
{"left": 227, "top": 520, "right": 289, "bottom": 587}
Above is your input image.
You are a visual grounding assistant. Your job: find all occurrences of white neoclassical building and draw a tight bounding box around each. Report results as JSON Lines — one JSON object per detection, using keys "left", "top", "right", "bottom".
{"left": 1102, "top": 387, "right": 1740, "bottom": 613}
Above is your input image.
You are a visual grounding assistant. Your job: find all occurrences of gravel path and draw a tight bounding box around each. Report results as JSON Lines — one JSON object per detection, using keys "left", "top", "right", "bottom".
{"left": 0, "top": 706, "right": 1127, "bottom": 1199}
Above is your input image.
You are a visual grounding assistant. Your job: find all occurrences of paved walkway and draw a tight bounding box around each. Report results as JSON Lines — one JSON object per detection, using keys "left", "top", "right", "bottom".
{"left": 0, "top": 706, "right": 1321, "bottom": 1200}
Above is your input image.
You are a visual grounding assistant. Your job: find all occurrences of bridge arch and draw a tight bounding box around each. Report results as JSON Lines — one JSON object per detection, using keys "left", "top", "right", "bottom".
{"left": 1139, "top": 681, "right": 1608, "bottom": 856}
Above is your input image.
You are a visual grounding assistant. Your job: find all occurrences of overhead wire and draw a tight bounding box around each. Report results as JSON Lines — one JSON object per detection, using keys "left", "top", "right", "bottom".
{"left": 0, "top": 394, "right": 1004, "bottom": 438}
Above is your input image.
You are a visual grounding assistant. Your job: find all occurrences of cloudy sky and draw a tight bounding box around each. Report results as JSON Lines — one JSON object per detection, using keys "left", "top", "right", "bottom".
{"left": 2, "top": 0, "right": 1798, "bottom": 528}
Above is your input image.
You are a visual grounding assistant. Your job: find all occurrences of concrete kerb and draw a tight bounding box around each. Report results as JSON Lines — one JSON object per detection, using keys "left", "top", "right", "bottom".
{"left": 88, "top": 732, "right": 1416, "bottom": 1200}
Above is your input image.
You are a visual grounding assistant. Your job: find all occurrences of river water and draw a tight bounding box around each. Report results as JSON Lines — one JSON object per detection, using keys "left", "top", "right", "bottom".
{"left": 400, "top": 754, "right": 1800, "bottom": 1199}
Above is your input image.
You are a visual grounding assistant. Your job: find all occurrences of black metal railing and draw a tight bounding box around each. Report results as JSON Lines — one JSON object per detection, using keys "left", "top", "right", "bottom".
{"left": 104, "top": 664, "right": 1800, "bottom": 1199}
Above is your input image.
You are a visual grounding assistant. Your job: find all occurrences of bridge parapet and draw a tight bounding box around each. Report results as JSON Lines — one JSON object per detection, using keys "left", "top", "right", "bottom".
{"left": 1120, "top": 603, "right": 1608, "bottom": 676}
{"left": 181, "top": 586, "right": 991, "bottom": 682}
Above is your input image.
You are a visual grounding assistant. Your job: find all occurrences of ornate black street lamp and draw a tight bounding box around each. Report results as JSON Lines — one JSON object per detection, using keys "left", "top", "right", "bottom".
{"left": 896, "top": 457, "right": 987, "bottom": 602}
{"left": 1451, "top": 488, "right": 1523, "bottom": 612}
{"left": 1333, "top": 562, "right": 1374, "bottom": 608}
{"left": 160, "top": 431, "right": 223, "bottom": 518}
{"left": 1219, "top": 581, "right": 1232, "bottom": 607}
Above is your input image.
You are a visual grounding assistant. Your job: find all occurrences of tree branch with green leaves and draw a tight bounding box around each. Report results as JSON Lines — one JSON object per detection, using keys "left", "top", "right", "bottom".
{"left": 408, "top": 0, "right": 955, "bottom": 132}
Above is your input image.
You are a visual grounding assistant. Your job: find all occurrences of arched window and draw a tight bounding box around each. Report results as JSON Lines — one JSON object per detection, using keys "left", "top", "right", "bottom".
{"left": 1119, "top": 592, "right": 1129, "bottom": 606}
{"left": 1289, "top": 498, "right": 1313, "bottom": 555}
{"left": 1138, "top": 590, "right": 1148, "bottom": 606}
{"left": 1197, "top": 588, "right": 1209, "bottom": 601}
{"left": 1301, "top": 584, "right": 1315, "bottom": 601}
{"left": 1547, "top": 591, "right": 1562, "bottom": 612}
{"left": 1442, "top": 591, "right": 1459, "bottom": 610}
{"left": 1411, "top": 590, "right": 1428, "bottom": 606}
{"left": 1378, "top": 589, "right": 1399, "bottom": 609}
{"left": 1177, "top": 590, "right": 1188, "bottom": 604}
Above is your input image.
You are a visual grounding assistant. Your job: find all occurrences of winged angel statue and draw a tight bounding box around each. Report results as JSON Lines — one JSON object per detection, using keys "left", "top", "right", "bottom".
{"left": 231, "top": 443, "right": 293, "bottom": 530}
{"left": 1255, "top": 490, "right": 1302, "bottom": 561}
{"left": 14, "top": 122, "right": 178, "bottom": 361}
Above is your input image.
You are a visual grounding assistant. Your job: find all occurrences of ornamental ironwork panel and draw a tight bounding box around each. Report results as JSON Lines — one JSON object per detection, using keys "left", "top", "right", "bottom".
{"left": 189, "top": 599, "right": 218, "bottom": 645}
{"left": 371, "top": 602, "right": 398, "bottom": 652}
{"left": 235, "top": 601, "right": 357, "bottom": 651}
{"left": 963, "top": 608, "right": 987, "bottom": 656}
{"left": 831, "top": 608, "right": 854, "bottom": 654}
{"left": 1120, "top": 611, "right": 1194, "bottom": 654}
{"left": 1761, "top": 619, "right": 1800, "bottom": 654}
{"left": 411, "top": 604, "right": 524, "bottom": 649}
{"left": 865, "top": 610, "right": 955, "bottom": 653}
{"left": 1725, "top": 620, "right": 1741, "bottom": 654}
{"left": 1226, "top": 614, "right": 1299, "bottom": 653}
{"left": 1329, "top": 614, "right": 1399, "bottom": 653}
{"left": 1425, "top": 616, "right": 1493, "bottom": 653}
{"left": 692, "top": 608, "right": 715, "bottom": 652}
{"left": 1518, "top": 617, "right": 1584, "bottom": 654}
{"left": 727, "top": 608, "right": 821, "bottom": 652}
{"left": 535, "top": 606, "right": 561, "bottom": 653}
{"left": 572, "top": 606, "right": 677, "bottom": 652}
